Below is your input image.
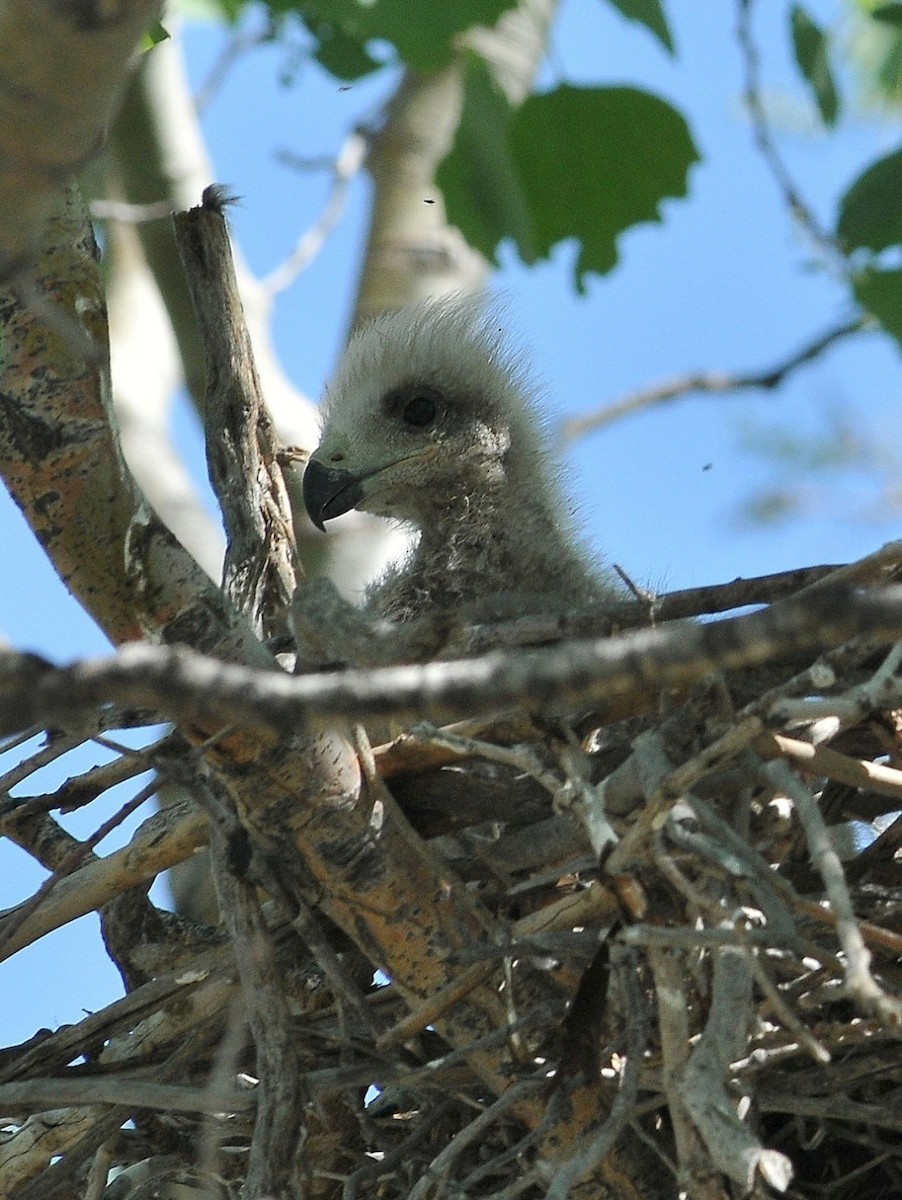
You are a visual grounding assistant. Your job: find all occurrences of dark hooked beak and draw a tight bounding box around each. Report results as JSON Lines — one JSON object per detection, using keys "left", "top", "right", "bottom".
{"left": 302, "top": 458, "right": 365, "bottom": 531}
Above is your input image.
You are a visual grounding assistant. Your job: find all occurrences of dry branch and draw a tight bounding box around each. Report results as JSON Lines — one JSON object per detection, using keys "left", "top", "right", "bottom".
{"left": 562, "top": 319, "right": 863, "bottom": 441}
{"left": 172, "top": 186, "right": 298, "bottom": 638}
{"left": 3, "top": 584, "right": 902, "bottom": 738}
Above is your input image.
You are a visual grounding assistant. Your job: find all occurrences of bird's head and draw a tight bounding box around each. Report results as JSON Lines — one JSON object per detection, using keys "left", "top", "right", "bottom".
{"left": 303, "top": 299, "right": 548, "bottom": 532}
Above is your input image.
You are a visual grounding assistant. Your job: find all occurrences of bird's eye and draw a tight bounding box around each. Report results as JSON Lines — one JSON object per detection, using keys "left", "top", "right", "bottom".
{"left": 403, "top": 394, "right": 437, "bottom": 428}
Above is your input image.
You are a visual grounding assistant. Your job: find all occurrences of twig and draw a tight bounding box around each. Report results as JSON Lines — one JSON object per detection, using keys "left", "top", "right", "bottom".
{"left": 604, "top": 718, "right": 769, "bottom": 873}
{"left": 759, "top": 731, "right": 902, "bottom": 803}
{"left": 681, "top": 943, "right": 794, "bottom": 1192}
{"left": 770, "top": 638, "right": 902, "bottom": 729}
{"left": 83, "top": 1138, "right": 114, "bottom": 1200}
{"left": 342, "top": 1100, "right": 458, "bottom": 1200}
{"left": 736, "top": 0, "right": 842, "bottom": 268}
{"left": 374, "top": 960, "right": 497, "bottom": 1051}
{"left": 197, "top": 1000, "right": 261, "bottom": 1186}
{"left": 89, "top": 199, "right": 173, "bottom": 223}
{"left": 0, "top": 797, "right": 209, "bottom": 961}
{"left": 757, "top": 1089, "right": 902, "bottom": 1133}
{"left": 199, "top": 776, "right": 308, "bottom": 1197}
{"left": 407, "top": 1079, "right": 543, "bottom": 1200}
{"left": 195, "top": 25, "right": 271, "bottom": 113}
{"left": 562, "top": 318, "right": 862, "bottom": 441}
{"left": 263, "top": 132, "right": 365, "bottom": 296}
{"left": 748, "top": 950, "right": 831, "bottom": 1065}
{"left": 0, "top": 1077, "right": 252, "bottom": 1115}
{"left": 0, "top": 966, "right": 217, "bottom": 1084}
{"left": 0, "top": 773, "right": 161, "bottom": 956}
{"left": 648, "top": 945, "right": 708, "bottom": 1193}
{"left": 764, "top": 759, "right": 902, "bottom": 1026}
{"left": 459, "top": 562, "right": 850, "bottom": 653}
{"left": 478, "top": 1169, "right": 544, "bottom": 1200}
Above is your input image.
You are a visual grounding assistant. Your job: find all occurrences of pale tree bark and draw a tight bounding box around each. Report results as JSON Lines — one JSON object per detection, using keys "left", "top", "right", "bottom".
{"left": 352, "top": 0, "right": 557, "bottom": 326}
{"left": 100, "top": 22, "right": 406, "bottom": 597}
{"left": 0, "top": 0, "right": 163, "bottom": 280}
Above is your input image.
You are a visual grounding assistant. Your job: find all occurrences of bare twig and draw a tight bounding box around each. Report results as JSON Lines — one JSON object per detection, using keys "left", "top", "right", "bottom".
{"left": 0, "top": 797, "right": 209, "bottom": 961}
{"left": 682, "top": 944, "right": 794, "bottom": 1192}
{"left": 648, "top": 946, "right": 710, "bottom": 1195}
{"left": 759, "top": 731, "right": 902, "bottom": 803}
{"left": 736, "top": 0, "right": 842, "bottom": 268}
{"left": 407, "top": 1080, "right": 544, "bottom": 1200}
{"left": 194, "top": 25, "right": 271, "bottom": 113}
{"left": 199, "top": 776, "right": 308, "bottom": 1197}
{"left": 263, "top": 132, "right": 366, "bottom": 296}
{"left": 748, "top": 951, "right": 831, "bottom": 1065}
{"left": 89, "top": 198, "right": 173, "bottom": 223}
{"left": 0, "top": 1077, "right": 252, "bottom": 1115}
{"left": 770, "top": 638, "right": 902, "bottom": 729}
{"left": 765, "top": 759, "right": 902, "bottom": 1027}
{"left": 0, "top": 773, "right": 161, "bottom": 956}
{"left": 562, "top": 319, "right": 863, "bottom": 441}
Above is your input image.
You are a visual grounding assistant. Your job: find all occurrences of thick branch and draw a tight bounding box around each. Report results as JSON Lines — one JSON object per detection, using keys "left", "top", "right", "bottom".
{"left": 0, "top": 186, "right": 251, "bottom": 652}
{"left": 172, "top": 187, "right": 298, "bottom": 638}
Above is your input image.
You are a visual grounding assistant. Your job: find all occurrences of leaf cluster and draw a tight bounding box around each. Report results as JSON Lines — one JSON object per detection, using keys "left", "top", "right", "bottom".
{"left": 177, "top": 0, "right": 902, "bottom": 347}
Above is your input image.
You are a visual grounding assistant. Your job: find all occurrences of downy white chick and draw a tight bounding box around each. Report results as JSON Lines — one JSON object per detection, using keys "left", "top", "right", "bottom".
{"left": 302, "top": 299, "right": 619, "bottom": 642}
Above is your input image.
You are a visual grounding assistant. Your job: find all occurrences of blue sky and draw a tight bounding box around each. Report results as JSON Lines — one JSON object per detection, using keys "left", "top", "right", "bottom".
{"left": 2, "top": 0, "right": 900, "bottom": 1041}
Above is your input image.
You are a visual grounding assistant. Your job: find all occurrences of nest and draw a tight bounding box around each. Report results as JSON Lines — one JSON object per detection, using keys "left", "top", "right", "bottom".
{"left": 2, "top": 558, "right": 902, "bottom": 1200}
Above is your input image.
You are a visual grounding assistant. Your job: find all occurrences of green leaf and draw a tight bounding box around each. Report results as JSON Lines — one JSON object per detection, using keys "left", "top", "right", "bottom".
{"left": 837, "top": 147, "right": 902, "bottom": 251}
{"left": 203, "top": 0, "right": 245, "bottom": 21}
{"left": 606, "top": 0, "right": 675, "bottom": 55}
{"left": 140, "top": 20, "right": 170, "bottom": 50}
{"left": 853, "top": 267, "right": 902, "bottom": 345}
{"left": 511, "top": 83, "right": 698, "bottom": 288}
{"left": 272, "top": 0, "right": 519, "bottom": 72}
{"left": 870, "top": 2, "right": 902, "bottom": 25}
{"left": 790, "top": 5, "right": 839, "bottom": 126}
{"left": 436, "top": 57, "right": 538, "bottom": 265}
{"left": 301, "top": 16, "right": 381, "bottom": 80}
{"left": 438, "top": 65, "right": 699, "bottom": 290}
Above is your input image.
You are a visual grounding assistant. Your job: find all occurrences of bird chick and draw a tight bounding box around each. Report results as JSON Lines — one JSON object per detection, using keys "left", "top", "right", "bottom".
{"left": 302, "top": 299, "right": 618, "bottom": 639}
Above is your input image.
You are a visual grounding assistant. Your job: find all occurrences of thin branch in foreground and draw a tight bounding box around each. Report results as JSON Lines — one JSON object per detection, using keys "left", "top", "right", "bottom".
{"left": 3, "top": 585, "right": 902, "bottom": 740}
{"left": 561, "top": 318, "right": 863, "bottom": 442}
{"left": 89, "top": 199, "right": 174, "bottom": 223}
